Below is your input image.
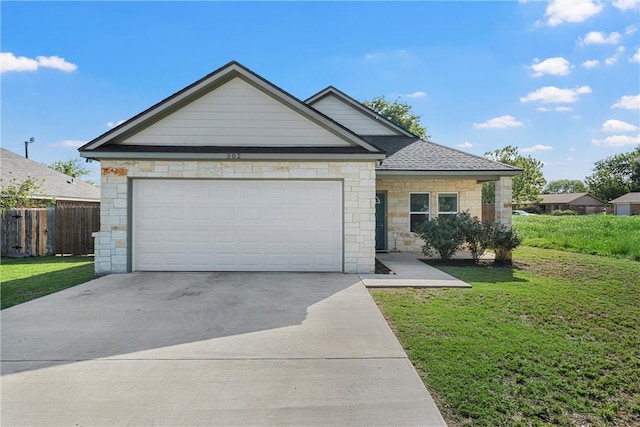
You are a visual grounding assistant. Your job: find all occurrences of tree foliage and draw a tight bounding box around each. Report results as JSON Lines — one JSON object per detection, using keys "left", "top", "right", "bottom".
{"left": 586, "top": 147, "right": 640, "bottom": 202}
{"left": 0, "top": 177, "right": 49, "bottom": 210}
{"left": 482, "top": 146, "right": 546, "bottom": 204}
{"left": 362, "top": 96, "right": 429, "bottom": 139}
{"left": 544, "top": 179, "right": 587, "bottom": 194}
{"left": 48, "top": 158, "right": 90, "bottom": 179}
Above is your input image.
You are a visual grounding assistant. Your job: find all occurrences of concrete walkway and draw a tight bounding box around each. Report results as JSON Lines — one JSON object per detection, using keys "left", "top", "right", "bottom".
{"left": 360, "top": 252, "right": 472, "bottom": 288}
{"left": 1, "top": 272, "right": 447, "bottom": 426}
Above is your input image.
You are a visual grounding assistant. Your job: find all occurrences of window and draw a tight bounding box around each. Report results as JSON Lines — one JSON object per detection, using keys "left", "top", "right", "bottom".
{"left": 438, "top": 193, "right": 458, "bottom": 216}
{"left": 410, "top": 193, "right": 430, "bottom": 232}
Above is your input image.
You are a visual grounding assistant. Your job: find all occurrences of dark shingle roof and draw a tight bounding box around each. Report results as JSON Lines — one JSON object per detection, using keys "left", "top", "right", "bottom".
{"left": 0, "top": 148, "right": 100, "bottom": 202}
{"left": 363, "top": 136, "right": 521, "bottom": 173}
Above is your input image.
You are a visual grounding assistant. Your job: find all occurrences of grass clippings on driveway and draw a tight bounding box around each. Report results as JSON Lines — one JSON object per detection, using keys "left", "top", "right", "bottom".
{"left": 1, "top": 256, "right": 95, "bottom": 310}
{"left": 371, "top": 247, "right": 640, "bottom": 426}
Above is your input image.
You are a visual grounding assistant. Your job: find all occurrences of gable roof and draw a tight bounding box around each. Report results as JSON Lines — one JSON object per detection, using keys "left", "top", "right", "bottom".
{"left": 539, "top": 193, "right": 605, "bottom": 205}
{"left": 610, "top": 192, "right": 640, "bottom": 204}
{"left": 0, "top": 148, "right": 100, "bottom": 203}
{"left": 305, "top": 86, "right": 417, "bottom": 138}
{"left": 367, "top": 137, "right": 521, "bottom": 177}
{"left": 79, "top": 61, "right": 383, "bottom": 160}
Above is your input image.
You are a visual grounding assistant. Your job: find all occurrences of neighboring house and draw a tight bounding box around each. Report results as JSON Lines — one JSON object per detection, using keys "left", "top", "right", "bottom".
{"left": 79, "top": 61, "right": 520, "bottom": 274}
{"left": 0, "top": 148, "right": 100, "bottom": 207}
{"left": 610, "top": 192, "right": 640, "bottom": 216}
{"left": 538, "top": 193, "right": 605, "bottom": 215}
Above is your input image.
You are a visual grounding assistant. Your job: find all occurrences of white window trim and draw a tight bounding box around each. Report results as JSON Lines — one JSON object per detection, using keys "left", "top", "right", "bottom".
{"left": 437, "top": 192, "right": 459, "bottom": 217}
{"left": 409, "top": 192, "right": 430, "bottom": 233}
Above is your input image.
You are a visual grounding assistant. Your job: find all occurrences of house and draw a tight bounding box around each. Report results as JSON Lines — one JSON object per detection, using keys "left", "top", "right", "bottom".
{"left": 538, "top": 193, "right": 605, "bottom": 215}
{"left": 610, "top": 192, "right": 640, "bottom": 216}
{"left": 79, "top": 61, "right": 520, "bottom": 274}
{"left": 1, "top": 148, "right": 100, "bottom": 207}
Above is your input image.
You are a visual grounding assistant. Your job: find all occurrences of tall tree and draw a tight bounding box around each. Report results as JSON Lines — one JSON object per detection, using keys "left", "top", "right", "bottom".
{"left": 586, "top": 146, "right": 640, "bottom": 202}
{"left": 48, "top": 158, "right": 90, "bottom": 179}
{"left": 482, "top": 146, "right": 546, "bottom": 204}
{"left": 544, "top": 179, "right": 587, "bottom": 194}
{"left": 362, "top": 96, "right": 429, "bottom": 139}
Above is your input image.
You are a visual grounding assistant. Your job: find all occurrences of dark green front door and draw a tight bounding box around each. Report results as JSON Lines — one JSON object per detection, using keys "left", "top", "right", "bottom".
{"left": 375, "top": 192, "right": 386, "bottom": 251}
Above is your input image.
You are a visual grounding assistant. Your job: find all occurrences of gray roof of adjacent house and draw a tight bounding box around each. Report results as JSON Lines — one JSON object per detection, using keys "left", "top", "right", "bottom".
{"left": 539, "top": 193, "right": 604, "bottom": 205}
{"left": 364, "top": 136, "right": 521, "bottom": 175}
{"left": 610, "top": 192, "right": 640, "bottom": 204}
{"left": 0, "top": 148, "right": 100, "bottom": 202}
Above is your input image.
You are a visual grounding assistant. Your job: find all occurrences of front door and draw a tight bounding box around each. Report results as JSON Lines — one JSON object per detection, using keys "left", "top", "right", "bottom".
{"left": 375, "top": 192, "right": 386, "bottom": 251}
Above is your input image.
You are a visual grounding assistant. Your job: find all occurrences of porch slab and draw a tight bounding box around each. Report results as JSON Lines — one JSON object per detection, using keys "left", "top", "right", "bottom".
{"left": 360, "top": 252, "right": 472, "bottom": 288}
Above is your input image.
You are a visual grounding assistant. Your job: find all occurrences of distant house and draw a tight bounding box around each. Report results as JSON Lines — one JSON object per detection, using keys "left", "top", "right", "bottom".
{"left": 610, "top": 192, "right": 640, "bottom": 216}
{"left": 0, "top": 148, "right": 99, "bottom": 207}
{"left": 538, "top": 193, "right": 605, "bottom": 215}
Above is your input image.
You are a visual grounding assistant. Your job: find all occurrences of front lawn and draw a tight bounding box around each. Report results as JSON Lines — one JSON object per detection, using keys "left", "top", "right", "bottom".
{"left": 1, "top": 256, "right": 95, "bottom": 309}
{"left": 371, "top": 247, "right": 640, "bottom": 426}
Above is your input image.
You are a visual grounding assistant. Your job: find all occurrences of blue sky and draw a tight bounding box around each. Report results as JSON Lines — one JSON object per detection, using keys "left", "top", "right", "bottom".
{"left": 2, "top": 1, "right": 639, "bottom": 185}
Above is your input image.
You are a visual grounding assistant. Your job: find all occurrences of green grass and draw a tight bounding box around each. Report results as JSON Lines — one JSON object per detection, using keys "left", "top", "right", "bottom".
{"left": 1, "top": 256, "right": 95, "bottom": 309}
{"left": 371, "top": 247, "right": 640, "bottom": 426}
{"left": 513, "top": 215, "right": 640, "bottom": 261}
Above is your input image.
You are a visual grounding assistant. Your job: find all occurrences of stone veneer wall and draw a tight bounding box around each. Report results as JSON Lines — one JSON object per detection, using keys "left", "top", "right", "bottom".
{"left": 376, "top": 178, "right": 483, "bottom": 252}
{"left": 95, "top": 160, "right": 377, "bottom": 274}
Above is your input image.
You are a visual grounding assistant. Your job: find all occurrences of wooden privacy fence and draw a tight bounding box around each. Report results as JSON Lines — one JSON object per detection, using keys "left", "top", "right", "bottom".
{"left": 1, "top": 206, "right": 100, "bottom": 256}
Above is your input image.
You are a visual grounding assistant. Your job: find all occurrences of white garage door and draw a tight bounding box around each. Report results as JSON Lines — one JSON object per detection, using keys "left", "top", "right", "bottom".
{"left": 616, "top": 204, "right": 630, "bottom": 216}
{"left": 132, "top": 179, "right": 343, "bottom": 272}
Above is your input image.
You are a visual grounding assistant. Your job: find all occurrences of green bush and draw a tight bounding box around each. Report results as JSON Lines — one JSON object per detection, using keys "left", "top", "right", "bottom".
{"left": 491, "top": 224, "right": 522, "bottom": 263}
{"left": 457, "top": 212, "right": 492, "bottom": 262}
{"left": 552, "top": 209, "right": 577, "bottom": 216}
{"left": 417, "top": 214, "right": 465, "bottom": 260}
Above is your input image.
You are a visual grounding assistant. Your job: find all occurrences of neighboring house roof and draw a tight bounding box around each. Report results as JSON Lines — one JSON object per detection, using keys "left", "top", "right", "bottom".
{"left": 305, "top": 86, "right": 417, "bottom": 138}
{"left": 80, "top": 61, "right": 383, "bottom": 160}
{"left": 539, "top": 193, "right": 605, "bottom": 205}
{"left": 367, "top": 136, "right": 521, "bottom": 177}
{"left": 0, "top": 148, "right": 100, "bottom": 202}
{"left": 610, "top": 192, "right": 640, "bottom": 204}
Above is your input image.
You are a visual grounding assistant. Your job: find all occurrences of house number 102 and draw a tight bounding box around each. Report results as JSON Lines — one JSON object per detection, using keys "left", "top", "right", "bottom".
{"left": 226, "top": 153, "right": 241, "bottom": 160}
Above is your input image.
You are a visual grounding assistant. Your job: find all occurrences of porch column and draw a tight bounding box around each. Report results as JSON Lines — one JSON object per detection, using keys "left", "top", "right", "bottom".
{"left": 495, "top": 176, "right": 512, "bottom": 227}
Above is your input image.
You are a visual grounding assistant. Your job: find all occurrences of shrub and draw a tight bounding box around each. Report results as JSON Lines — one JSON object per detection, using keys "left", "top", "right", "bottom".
{"left": 491, "top": 224, "right": 522, "bottom": 264}
{"left": 417, "top": 214, "right": 465, "bottom": 260}
{"left": 552, "top": 209, "right": 577, "bottom": 216}
{"left": 457, "top": 212, "right": 493, "bottom": 263}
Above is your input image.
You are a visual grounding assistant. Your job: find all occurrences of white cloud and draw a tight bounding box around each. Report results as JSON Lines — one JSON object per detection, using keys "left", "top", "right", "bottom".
{"left": 364, "top": 49, "right": 409, "bottom": 61}
{"left": 520, "top": 86, "right": 592, "bottom": 104}
{"left": 626, "top": 25, "right": 639, "bottom": 35}
{"left": 612, "top": 94, "right": 640, "bottom": 109}
{"left": 473, "top": 115, "right": 524, "bottom": 129}
{"left": 0, "top": 52, "right": 77, "bottom": 73}
{"left": 457, "top": 141, "right": 474, "bottom": 149}
{"left": 582, "top": 59, "right": 599, "bottom": 68}
{"left": 601, "top": 119, "right": 639, "bottom": 132}
{"left": 107, "top": 120, "right": 126, "bottom": 128}
{"left": 521, "top": 144, "right": 553, "bottom": 153}
{"left": 605, "top": 46, "right": 625, "bottom": 65}
{"left": 55, "top": 140, "right": 85, "bottom": 148}
{"left": 580, "top": 31, "right": 622, "bottom": 45}
{"left": 545, "top": 0, "right": 603, "bottom": 26}
{"left": 613, "top": 0, "right": 640, "bottom": 11}
{"left": 592, "top": 134, "right": 640, "bottom": 147}
{"left": 538, "top": 106, "right": 572, "bottom": 112}
{"left": 530, "top": 57, "right": 571, "bottom": 77}
{"left": 403, "top": 91, "right": 427, "bottom": 99}
{"left": 630, "top": 48, "right": 640, "bottom": 63}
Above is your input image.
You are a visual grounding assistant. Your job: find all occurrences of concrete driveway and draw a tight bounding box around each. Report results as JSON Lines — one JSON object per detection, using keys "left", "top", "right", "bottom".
{"left": 1, "top": 272, "right": 446, "bottom": 426}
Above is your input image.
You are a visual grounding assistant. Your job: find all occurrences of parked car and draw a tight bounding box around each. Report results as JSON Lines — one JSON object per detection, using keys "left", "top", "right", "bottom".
{"left": 512, "top": 210, "right": 534, "bottom": 216}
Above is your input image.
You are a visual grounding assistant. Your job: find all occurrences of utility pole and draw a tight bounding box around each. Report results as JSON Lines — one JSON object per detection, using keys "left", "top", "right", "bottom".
{"left": 24, "top": 137, "right": 34, "bottom": 158}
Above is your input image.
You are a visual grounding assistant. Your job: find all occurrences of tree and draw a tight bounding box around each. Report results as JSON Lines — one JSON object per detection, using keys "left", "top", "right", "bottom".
{"left": 1, "top": 177, "right": 48, "bottom": 210}
{"left": 482, "top": 146, "right": 546, "bottom": 204}
{"left": 586, "top": 146, "right": 640, "bottom": 202}
{"left": 48, "top": 158, "right": 90, "bottom": 179}
{"left": 362, "top": 96, "right": 429, "bottom": 139}
{"left": 544, "top": 179, "right": 587, "bottom": 194}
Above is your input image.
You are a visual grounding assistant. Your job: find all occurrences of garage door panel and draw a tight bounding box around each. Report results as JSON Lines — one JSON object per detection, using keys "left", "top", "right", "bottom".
{"left": 133, "top": 179, "right": 342, "bottom": 271}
